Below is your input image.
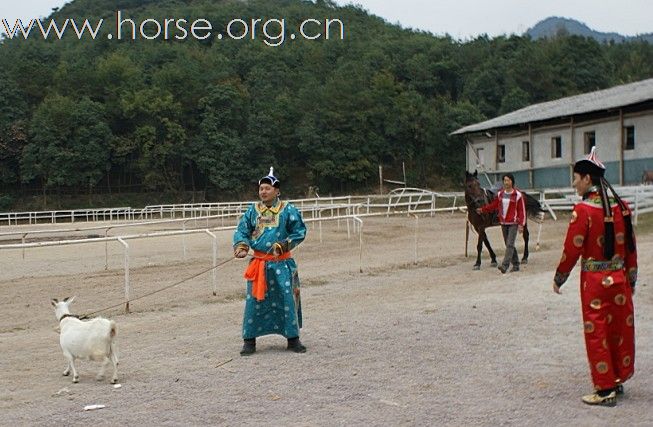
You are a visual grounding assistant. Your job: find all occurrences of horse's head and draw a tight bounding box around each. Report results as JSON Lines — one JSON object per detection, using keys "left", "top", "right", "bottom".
{"left": 464, "top": 170, "right": 487, "bottom": 208}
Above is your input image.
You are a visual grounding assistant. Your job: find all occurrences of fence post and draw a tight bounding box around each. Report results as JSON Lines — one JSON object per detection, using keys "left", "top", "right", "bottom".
{"left": 319, "top": 210, "right": 323, "bottom": 244}
{"left": 634, "top": 186, "right": 640, "bottom": 225}
{"left": 117, "top": 238, "right": 130, "bottom": 313}
{"left": 104, "top": 228, "right": 111, "bottom": 270}
{"left": 182, "top": 222, "right": 187, "bottom": 260}
{"left": 412, "top": 214, "right": 419, "bottom": 264}
{"left": 206, "top": 230, "right": 218, "bottom": 295}
{"left": 353, "top": 216, "right": 363, "bottom": 273}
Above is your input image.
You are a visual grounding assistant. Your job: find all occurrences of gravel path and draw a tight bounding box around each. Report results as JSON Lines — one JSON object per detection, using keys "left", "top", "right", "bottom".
{"left": 1, "top": 214, "right": 652, "bottom": 426}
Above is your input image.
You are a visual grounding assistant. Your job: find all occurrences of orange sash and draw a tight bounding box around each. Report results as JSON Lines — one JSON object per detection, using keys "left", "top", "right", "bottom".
{"left": 244, "top": 250, "right": 291, "bottom": 301}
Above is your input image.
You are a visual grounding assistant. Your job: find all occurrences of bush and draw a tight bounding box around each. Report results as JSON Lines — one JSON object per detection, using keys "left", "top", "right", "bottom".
{"left": 0, "top": 194, "right": 15, "bottom": 211}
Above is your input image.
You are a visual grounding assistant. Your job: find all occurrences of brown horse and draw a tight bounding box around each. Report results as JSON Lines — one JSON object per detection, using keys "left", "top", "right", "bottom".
{"left": 643, "top": 170, "right": 653, "bottom": 185}
{"left": 464, "top": 170, "right": 544, "bottom": 270}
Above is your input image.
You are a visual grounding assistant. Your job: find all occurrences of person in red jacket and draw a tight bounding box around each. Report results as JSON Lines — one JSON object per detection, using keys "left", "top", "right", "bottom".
{"left": 553, "top": 147, "right": 637, "bottom": 407}
{"left": 475, "top": 173, "right": 526, "bottom": 273}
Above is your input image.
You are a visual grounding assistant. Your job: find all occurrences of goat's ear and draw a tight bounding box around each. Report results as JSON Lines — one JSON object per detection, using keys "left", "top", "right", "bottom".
{"left": 51, "top": 299, "right": 58, "bottom": 306}
{"left": 473, "top": 170, "right": 478, "bottom": 177}
{"left": 63, "top": 296, "right": 69, "bottom": 302}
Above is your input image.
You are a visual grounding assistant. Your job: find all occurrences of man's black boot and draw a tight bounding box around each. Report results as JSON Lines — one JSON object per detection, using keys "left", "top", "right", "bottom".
{"left": 240, "top": 338, "right": 256, "bottom": 356}
{"left": 287, "top": 337, "right": 306, "bottom": 353}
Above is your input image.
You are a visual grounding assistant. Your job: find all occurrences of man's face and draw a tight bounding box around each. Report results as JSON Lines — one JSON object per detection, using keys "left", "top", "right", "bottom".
{"left": 572, "top": 173, "right": 591, "bottom": 196}
{"left": 259, "top": 183, "right": 279, "bottom": 204}
{"left": 503, "top": 176, "right": 513, "bottom": 191}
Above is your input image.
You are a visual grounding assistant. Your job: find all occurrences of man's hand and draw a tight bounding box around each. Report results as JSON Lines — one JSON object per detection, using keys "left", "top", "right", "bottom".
{"left": 272, "top": 242, "right": 284, "bottom": 257}
{"left": 552, "top": 282, "right": 562, "bottom": 294}
{"left": 234, "top": 248, "right": 248, "bottom": 258}
{"left": 518, "top": 225, "right": 524, "bottom": 234}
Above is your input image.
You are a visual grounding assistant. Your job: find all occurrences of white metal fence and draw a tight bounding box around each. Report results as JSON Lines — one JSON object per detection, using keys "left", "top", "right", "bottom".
{"left": 0, "top": 191, "right": 462, "bottom": 226}
{"left": 538, "top": 184, "right": 653, "bottom": 224}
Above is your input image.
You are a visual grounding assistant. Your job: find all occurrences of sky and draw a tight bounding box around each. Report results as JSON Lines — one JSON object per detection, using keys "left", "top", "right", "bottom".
{"left": 0, "top": 0, "right": 651, "bottom": 40}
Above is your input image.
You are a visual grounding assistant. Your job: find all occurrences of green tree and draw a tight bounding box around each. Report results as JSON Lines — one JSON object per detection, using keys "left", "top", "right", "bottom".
{"left": 189, "top": 84, "right": 250, "bottom": 195}
{"left": 21, "top": 96, "right": 111, "bottom": 205}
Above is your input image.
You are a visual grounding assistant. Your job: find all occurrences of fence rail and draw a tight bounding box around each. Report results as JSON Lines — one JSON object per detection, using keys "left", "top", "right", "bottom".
{"left": 2, "top": 184, "right": 651, "bottom": 227}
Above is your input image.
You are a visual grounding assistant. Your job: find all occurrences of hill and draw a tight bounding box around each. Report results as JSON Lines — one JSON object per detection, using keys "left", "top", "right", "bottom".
{"left": 1, "top": 0, "right": 653, "bottom": 209}
{"left": 526, "top": 16, "right": 653, "bottom": 43}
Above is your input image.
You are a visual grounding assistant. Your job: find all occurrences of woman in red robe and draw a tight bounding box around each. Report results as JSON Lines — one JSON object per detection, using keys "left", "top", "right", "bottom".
{"left": 553, "top": 148, "right": 637, "bottom": 407}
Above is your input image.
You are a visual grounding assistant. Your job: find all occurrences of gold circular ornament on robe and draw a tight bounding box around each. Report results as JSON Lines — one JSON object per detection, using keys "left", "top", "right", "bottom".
{"left": 573, "top": 235, "right": 584, "bottom": 248}
{"left": 596, "top": 235, "right": 604, "bottom": 247}
{"left": 560, "top": 252, "right": 567, "bottom": 263}
{"left": 602, "top": 338, "right": 608, "bottom": 349}
{"left": 626, "top": 314, "right": 634, "bottom": 327}
{"left": 623, "top": 355, "right": 631, "bottom": 367}
{"left": 590, "top": 299, "right": 602, "bottom": 309}
{"left": 615, "top": 232, "right": 625, "bottom": 245}
{"left": 584, "top": 321, "right": 595, "bottom": 333}
{"left": 607, "top": 314, "right": 613, "bottom": 324}
{"left": 596, "top": 361, "right": 609, "bottom": 374}
{"left": 602, "top": 276, "right": 614, "bottom": 287}
{"left": 614, "top": 294, "right": 626, "bottom": 306}
{"left": 570, "top": 211, "right": 578, "bottom": 223}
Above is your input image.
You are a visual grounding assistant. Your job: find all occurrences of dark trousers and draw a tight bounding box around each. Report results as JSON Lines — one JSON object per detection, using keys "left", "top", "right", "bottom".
{"left": 500, "top": 224, "right": 519, "bottom": 269}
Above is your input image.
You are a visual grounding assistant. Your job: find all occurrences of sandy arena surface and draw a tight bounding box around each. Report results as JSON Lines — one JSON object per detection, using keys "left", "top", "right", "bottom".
{"left": 1, "top": 212, "right": 652, "bottom": 426}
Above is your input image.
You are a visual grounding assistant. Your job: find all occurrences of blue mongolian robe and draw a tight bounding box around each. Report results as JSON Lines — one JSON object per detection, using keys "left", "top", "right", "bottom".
{"left": 233, "top": 199, "right": 307, "bottom": 340}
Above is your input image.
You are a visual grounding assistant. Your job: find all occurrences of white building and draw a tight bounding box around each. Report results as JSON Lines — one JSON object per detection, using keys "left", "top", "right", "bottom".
{"left": 452, "top": 78, "right": 653, "bottom": 188}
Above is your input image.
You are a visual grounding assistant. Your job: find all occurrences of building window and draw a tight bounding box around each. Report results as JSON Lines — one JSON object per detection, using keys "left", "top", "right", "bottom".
{"left": 584, "top": 131, "right": 595, "bottom": 154}
{"left": 497, "top": 145, "right": 505, "bottom": 163}
{"left": 551, "top": 136, "right": 562, "bottom": 158}
{"left": 522, "top": 141, "right": 530, "bottom": 162}
{"left": 624, "top": 126, "right": 635, "bottom": 150}
{"left": 475, "top": 148, "right": 485, "bottom": 167}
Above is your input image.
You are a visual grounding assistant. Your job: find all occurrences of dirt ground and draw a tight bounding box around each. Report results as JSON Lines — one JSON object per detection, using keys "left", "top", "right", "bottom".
{"left": 1, "top": 212, "right": 652, "bottom": 426}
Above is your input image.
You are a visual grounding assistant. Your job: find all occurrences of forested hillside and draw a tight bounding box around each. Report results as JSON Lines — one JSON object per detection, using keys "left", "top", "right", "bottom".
{"left": 1, "top": 0, "right": 652, "bottom": 208}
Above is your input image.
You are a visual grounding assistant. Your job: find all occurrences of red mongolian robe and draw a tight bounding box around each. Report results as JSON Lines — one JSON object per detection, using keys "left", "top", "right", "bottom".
{"left": 554, "top": 192, "right": 638, "bottom": 390}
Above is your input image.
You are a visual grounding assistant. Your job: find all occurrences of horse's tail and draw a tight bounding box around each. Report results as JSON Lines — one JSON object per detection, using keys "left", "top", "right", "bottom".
{"left": 524, "top": 192, "right": 545, "bottom": 223}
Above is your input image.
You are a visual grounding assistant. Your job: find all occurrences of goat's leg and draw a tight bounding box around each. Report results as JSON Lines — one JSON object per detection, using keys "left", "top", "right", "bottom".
{"left": 63, "top": 360, "right": 71, "bottom": 376}
{"left": 110, "top": 341, "right": 119, "bottom": 384}
{"left": 97, "top": 357, "right": 109, "bottom": 381}
{"left": 64, "top": 352, "right": 79, "bottom": 383}
{"left": 110, "top": 358, "right": 118, "bottom": 384}
{"left": 522, "top": 225, "right": 530, "bottom": 264}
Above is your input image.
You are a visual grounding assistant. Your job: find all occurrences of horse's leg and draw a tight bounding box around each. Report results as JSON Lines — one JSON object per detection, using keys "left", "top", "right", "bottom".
{"left": 474, "top": 231, "right": 483, "bottom": 270}
{"left": 522, "top": 224, "right": 530, "bottom": 264}
{"left": 482, "top": 232, "right": 498, "bottom": 266}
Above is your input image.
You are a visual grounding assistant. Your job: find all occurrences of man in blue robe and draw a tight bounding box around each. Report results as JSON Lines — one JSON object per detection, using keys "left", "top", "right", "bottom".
{"left": 233, "top": 167, "right": 307, "bottom": 355}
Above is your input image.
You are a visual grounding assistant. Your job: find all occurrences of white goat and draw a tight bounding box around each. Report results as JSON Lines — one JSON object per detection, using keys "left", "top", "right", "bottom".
{"left": 51, "top": 296, "right": 118, "bottom": 384}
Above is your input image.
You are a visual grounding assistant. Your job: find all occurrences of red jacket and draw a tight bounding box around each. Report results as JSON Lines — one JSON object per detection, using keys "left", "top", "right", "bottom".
{"left": 479, "top": 188, "right": 526, "bottom": 226}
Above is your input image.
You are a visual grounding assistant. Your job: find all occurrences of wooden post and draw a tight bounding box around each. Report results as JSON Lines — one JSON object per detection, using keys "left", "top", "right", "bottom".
{"left": 528, "top": 124, "right": 534, "bottom": 188}
{"left": 378, "top": 165, "right": 383, "bottom": 194}
{"left": 464, "top": 218, "right": 470, "bottom": 257}
{"left": 619, "top": 109, "right": 625, "bottom": 185}
{"left": 569, "top": 117, "right": 575, "bottom": 185}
